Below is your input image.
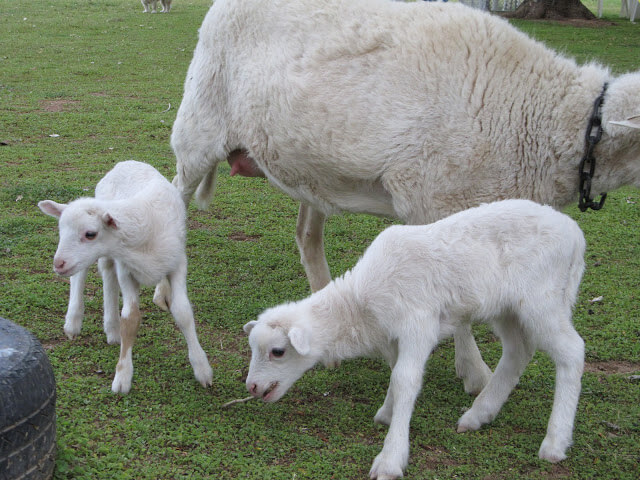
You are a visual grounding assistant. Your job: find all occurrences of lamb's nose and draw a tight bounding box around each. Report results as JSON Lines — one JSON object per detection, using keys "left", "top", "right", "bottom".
{"left": 248, "top": 383, "right": 258, "bottom": 397}
{"left": 54, "top": 258, "right": 65, "bottom": 271}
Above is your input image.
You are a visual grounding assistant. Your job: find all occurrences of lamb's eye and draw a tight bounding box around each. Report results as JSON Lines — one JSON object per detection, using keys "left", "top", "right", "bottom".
{"left": 85, "top": 231, "right": 97, "bottom": 240}
{"left": 271, "top": 348, "right": 285, "bottom": 358}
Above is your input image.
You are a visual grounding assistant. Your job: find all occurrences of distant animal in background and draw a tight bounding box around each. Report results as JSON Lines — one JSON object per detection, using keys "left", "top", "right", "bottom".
{"left": 142, "top": 0, "right": 172, "bottom": 13}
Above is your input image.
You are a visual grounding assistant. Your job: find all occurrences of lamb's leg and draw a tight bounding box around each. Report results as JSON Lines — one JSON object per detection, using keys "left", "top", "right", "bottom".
{"left": 141, "top": 0, "right": 149, "bottom": 13}
{"left": 454, "top": 323, "right": 493, "bottom": 395}
{"left": 374, "top": 345, "right": 399, "bottom": 426}
{"left": 98, "top": 257, "right": 121, "bottom": 344}
{"left": 296, "top": 203, "right": 331, "bottom": 292}
{"left": 152, "top": 277, "right": 172, "bottom": 311}
{"left": 369, "top": 339, "right": 434, "bottom": 480}
{"left": 63, "top": 269, "right": 88, "bottom": 339}
{"left": 457, "top": 317, "right": 534, "bottom": 432}
{"left": 168, "top": 259, "right": 213, "bottom": 388}
{"left": 538, "top": 327, "right": 584, "bottom": 463}
{"left": 111, "top": 271, "right": 141, "bottom": 394}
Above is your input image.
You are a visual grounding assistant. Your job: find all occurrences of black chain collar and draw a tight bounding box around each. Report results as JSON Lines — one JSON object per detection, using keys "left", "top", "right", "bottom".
{"left": 578, "top": 83, "right": 608, "bottom": 212}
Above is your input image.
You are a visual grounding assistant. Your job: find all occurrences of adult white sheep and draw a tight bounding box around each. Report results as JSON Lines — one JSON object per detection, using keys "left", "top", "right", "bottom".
{"left": 38, "top": 160, "right": 213, "bottom": 394}
{"left": 170, "top": 0, "right": 640, "bottom": 395}
{"left": 244, "top": 199, "right": 586, "bottom": 479}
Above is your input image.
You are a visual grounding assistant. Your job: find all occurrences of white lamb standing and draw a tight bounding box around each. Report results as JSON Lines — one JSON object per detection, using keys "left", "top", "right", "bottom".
{"left": 169, "top": 0, "right": 639, "bottom": 397}
{"left": 244, "top": 199, "right": 586, "bottom": 480}
{"left": 38, "top": 160, "right": 212, "bottom": 394}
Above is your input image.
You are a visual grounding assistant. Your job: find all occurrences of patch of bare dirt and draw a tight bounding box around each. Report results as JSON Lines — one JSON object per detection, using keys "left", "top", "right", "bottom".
{"left": 584, "top": 360, "right": 640, "bottom": 374}
{"left": 41, "top": 99, "right": 80, "bottom": 112}
{"left": 228, "top": 231, "right": 261, "bottom": 242}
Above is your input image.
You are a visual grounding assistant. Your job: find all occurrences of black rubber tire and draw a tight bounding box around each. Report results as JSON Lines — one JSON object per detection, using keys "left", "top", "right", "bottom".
{"left": 0, "top": 317, "right": 56, "bottom": 480}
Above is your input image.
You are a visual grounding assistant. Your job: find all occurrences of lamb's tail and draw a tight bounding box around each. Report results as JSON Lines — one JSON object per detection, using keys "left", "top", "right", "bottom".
{"left": 194, "top": 168, "right": 218, "bottom": 210}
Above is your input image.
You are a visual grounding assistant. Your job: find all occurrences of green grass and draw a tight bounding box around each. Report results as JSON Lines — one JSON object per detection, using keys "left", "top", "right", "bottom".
{"left": 1, "top": 1, "right": 638, "bottom": 478}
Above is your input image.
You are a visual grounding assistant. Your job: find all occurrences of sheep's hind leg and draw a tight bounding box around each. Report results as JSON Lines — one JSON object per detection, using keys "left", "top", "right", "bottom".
{"left": 296, "top": 203, "right": 331, "bottom": 292}
{"left": 454, "top": 323, "right": 493, "bottom": 395}
{"left": 168, "top": 261, "right": 213, "bottom": 387}
{"left": 63, "top": 268, "right": 88, "bottom": 339}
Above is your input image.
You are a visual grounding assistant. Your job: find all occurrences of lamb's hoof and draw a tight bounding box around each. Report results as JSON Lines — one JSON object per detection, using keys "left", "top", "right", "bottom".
{"left": 195, "top": 364, "right": 213, "bottom": 388}
{"left": 64, "top": 330, "right": 78, "bottom": 340}
{"left": 369, "top": 453, "right": 404, "bottom": 480}
{"left": 111, "top": 376, "right": 132, "bottom": 395}
{"left": 456, "top": 410, "right": 482, "bottom": 433}
{"left": 373, "top": 408, "right": 392, "bottom": 427}
{"left": 538, "top": 437, "right": 568, "bottom": 463}
{"left": 153, "top": 280, "right": 172, "bottom": 311}
{"left": 461, "top": 367, "right": 492, "bottom": 396}
{"left": 105, "top": 332, "right": 121, "bottom": 345}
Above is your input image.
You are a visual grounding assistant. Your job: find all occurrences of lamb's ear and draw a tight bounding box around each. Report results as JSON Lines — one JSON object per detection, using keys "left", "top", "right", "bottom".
{"left": 243, "top": 321, "right": 258, "bottom": 335}
{"left": 38, "top": 200, "right": 67, "bottom": 218}
{"left": 609, "top": 114, "right": 640, "bottom": 130}
{"left": 288, "top": 326, "right": 311, "bottom": 356}
{"left": 101, "top": 212, "right": 118, "bottom": 229}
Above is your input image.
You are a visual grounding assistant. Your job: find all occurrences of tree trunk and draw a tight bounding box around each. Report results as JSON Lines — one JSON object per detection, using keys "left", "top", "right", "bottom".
{"left": 505, "top": 0, "right": 597, "bottom": 20}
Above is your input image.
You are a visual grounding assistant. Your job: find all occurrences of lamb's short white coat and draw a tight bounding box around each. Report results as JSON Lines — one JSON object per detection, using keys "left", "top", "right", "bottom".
{"left": 38, "top": 160, "right": 212, "bottom": 394}
{"left": 244, "top": 199, "right": 586, "bottom": 480}
{"left": 170, "top": 0, "right": 639, "bottom": 397}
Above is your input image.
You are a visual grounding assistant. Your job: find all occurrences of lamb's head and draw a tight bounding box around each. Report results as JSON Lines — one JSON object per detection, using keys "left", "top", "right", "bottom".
{"left": 38, "top": 198, "right": 119, "bottom": 276}
{"left": 244, "top": 303, "right": 318, "bottom": 403}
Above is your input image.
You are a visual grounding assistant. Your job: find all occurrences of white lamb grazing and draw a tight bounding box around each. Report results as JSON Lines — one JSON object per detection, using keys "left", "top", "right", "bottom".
{"left": 38, "top": 160, "right": 212, "bottom": 394}
{"left": 244, "top": 199, "right": 586, "bottom": 480}
{"left": 170, "top": 0, "right": 639, "bottom": 397}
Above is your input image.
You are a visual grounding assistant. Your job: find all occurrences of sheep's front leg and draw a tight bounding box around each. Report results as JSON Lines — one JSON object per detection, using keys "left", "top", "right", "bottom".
{"left": 454, "top": 323, "right": 493, "bottom": 395}
{"left": 98, "top": 257, "right": 121, "bottom": 344}
{"left": 168, "top": 260, "right": 213, "bottom": 387}
{"left": 296, "top": 203, "right": 331, "bottom": 292}
{"left": 63, "top": 269, "right": 88, "bottom": 339}
{"left": 370, "top": 342, "right": 433, "bottom": 480}
{"left": 111, "top": 272, "right": 141, "bottom": 394}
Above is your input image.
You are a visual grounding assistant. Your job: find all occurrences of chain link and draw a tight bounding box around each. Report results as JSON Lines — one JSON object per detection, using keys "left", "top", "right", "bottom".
{"left": 578, "top": 83, "right": 608, "bottom": 212}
